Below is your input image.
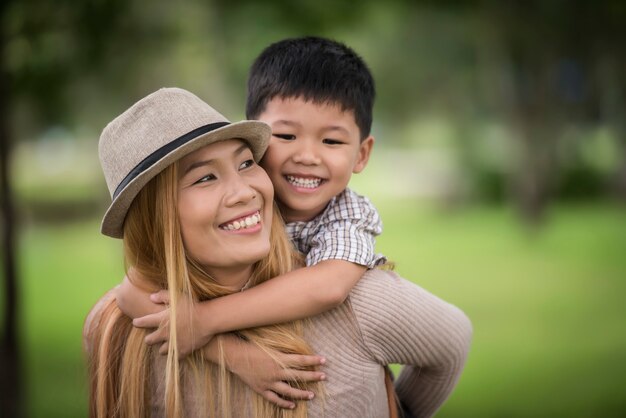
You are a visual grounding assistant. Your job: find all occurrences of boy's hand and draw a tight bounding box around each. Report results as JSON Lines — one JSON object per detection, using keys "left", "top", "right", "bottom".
{"left": 224, "top": 341, "right": 326, "bottom": 409}
{"left": 116, "top": 274, "right": 163, "bottom": 319}
{"left": 133, "top": 290, "right": 214, "bottom": 358}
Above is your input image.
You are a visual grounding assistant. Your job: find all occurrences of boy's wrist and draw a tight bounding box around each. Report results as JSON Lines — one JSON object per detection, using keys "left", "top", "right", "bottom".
{"left": 202, "top": 334, "right": 242, "bottom": 373}
{"left": 221, "top": 336, "right": 244, "bottom": 373}
{"left": 197, "top": 299, "right": 221, "bottom": 339}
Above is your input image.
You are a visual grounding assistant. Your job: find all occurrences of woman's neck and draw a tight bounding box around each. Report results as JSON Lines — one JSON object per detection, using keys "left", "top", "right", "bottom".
{"left": 205, "top": 265, "right": 254, "bottom": 291}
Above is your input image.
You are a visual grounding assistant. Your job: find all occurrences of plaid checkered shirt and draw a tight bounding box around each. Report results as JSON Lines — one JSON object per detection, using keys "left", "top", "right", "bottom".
{"left": 285, "top": 188, "right": 386, "bottom": 268}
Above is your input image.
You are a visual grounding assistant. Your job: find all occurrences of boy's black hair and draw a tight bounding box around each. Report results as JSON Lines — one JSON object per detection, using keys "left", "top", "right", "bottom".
{"left": 246, "top": 36, "right": 375, "bottom": 140}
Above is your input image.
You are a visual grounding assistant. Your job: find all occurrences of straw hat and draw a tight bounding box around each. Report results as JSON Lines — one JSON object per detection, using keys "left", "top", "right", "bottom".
{"left": 99, "top": 87, "right": 271, "bottom": 238}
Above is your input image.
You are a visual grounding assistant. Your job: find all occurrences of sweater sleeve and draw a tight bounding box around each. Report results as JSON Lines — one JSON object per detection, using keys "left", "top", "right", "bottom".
{"left": 348, "top": 269, "right": 472, "bottom": 418}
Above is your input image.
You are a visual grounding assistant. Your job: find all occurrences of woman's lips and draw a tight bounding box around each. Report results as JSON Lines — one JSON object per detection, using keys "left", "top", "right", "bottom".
{"left": 219, "top": 211, "right": 262, "bottom": 231}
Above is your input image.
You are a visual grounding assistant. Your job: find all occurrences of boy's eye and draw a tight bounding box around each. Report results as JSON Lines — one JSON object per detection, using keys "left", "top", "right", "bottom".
{"left": 273, "top": 133, "right": 296, "bottom": 140}
{"left": 323, "top": 138, "right": 344, "bottom": 145}
{"left": 193, "top": 173, "right": 216, "bottom": 185}
{"left": 239, "top": 159, "right": 255, "bottom": 170}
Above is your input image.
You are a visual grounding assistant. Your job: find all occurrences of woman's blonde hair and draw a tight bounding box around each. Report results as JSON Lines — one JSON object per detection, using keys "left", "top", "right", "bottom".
{"left": 86, "top": 161, "right": 320, "bottom": 418}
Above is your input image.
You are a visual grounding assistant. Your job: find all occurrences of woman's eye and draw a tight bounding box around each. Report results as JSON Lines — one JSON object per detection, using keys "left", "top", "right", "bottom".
{"left": 273, "top": 133, "right": 296, "bottom": 140}
{"left": 239, "top": 159, "right": 255, "bottom": 170}
{"left": 193, "top": 174, "right": 216, "bottom": 185}
{"left": 323, "top": 138, "right": 344, "bottom": 145}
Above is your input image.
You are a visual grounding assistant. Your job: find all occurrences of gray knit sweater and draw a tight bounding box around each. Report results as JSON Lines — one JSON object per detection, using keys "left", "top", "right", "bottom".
{"left": 86, "top": 269, "right": 472, "bottom": 417}
{"left": 305, "top": 268, "right": 472, "bottom": 417}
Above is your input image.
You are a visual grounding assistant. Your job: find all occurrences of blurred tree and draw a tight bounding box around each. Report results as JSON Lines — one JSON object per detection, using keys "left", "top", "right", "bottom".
{"left": 369, "top": 0, "right": 625, "bottom": 219}
{"left": 1, "top": 1, "right": 177, "bottom": 415}
{"left": 1, "top": 2, "right": 19, "bottom": 416}
{"left": 442, "top": 2, "right": 622, "bottom": 217}
{"left": 478, "top": 0, "right": 625, "bottom": 222}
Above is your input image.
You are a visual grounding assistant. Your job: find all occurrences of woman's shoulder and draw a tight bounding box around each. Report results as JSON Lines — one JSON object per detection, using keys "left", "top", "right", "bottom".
{"left": 350, "top": 268, "right": 468, "bottom": 322}
{"left": 348, "top": 268, "right": 470, "bottom": 336}
{"left": 351, "top": 268, "right": 403, "bottom": 298}
{"left": 344, "top": 270, "right": 407, "bottom": 343}
{"left": 83, "top": 288, "right": 117, "bottom": 353}
{"left": 351, "top": 268, "right": 472, "bottom": 353}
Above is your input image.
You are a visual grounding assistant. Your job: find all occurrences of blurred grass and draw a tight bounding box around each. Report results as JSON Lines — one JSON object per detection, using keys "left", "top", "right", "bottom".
{"left": 19, "top": 221, "right": 123, "bottom": 418}
{"left": 375, "top": 201, "right": 626, "bottom": 417}
{"left": 15, "top": 201, "right": 626, "bottom": 417}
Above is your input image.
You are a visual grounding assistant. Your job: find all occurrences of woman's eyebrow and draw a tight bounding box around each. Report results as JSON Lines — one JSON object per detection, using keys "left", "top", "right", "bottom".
{"left": 233, "top": 142, "right": 250, "bottom": 157}
{"left": 183, "top": 143, "right": 250, "bottom": 175}
{"left": 184, "top": 159, "right": 215, "bottom": 175}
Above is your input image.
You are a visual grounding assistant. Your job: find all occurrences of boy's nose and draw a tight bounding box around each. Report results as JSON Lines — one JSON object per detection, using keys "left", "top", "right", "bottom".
{"left": 292, "top": 141, "right": 321, "bottom": 165}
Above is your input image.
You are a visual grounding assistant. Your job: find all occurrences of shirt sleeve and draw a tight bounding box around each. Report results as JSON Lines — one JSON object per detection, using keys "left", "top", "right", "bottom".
{"left": 305, "top": 191, "right": 386, "bottom": 268}
{"left": 349, "top": 269, "right": 473, "bottom": 417}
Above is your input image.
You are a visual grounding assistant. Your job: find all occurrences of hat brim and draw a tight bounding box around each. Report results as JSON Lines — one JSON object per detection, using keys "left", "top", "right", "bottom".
{"left": 101, "top": 120, "right": 270, "bottom": 238}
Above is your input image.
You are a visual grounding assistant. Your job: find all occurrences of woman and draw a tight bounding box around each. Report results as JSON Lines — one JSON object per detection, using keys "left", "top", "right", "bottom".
{"left": 85, "top": 87, "right": 325, "bottom": 418}
{"left": 84, "top": 88, "right": 472, "bottom": 418}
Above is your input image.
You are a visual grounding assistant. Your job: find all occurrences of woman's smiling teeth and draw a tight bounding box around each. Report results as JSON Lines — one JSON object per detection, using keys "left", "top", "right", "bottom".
{"left": 286, "top": 175, "right": 322, "bottom": 189}
{"left": 220, "top": 212, "right": 261, "bottom": 231}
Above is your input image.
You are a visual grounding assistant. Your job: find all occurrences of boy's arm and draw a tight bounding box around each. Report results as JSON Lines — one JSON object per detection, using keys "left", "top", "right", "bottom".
{"left": 208, "top": 259, "right": 367, "bottom": 328}
{"left": 117, "top": 274, "right": 326, "bottom": 409}
{"left": 137, "top": 260, "right": 367, "bottom": 355}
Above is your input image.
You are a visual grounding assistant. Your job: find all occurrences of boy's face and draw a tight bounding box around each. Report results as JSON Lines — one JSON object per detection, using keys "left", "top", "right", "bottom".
{"left": 258, "top": 97, "right": 374, "bottom": 223}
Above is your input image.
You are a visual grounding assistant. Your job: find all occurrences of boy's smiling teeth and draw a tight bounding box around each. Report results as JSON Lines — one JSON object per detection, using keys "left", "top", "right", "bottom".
{"left": 286, "top": 175, "right": 322, "bottom": 189}
{"left": 220, "top": 212, "right": 261, "bottom": 231}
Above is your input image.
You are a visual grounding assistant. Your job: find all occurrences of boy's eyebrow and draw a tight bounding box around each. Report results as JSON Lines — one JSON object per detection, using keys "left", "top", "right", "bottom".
{"left": 271, "top": 120, "right": 301, "bottom": 128}
{"left": 183, "top": 143, "right": 249, "bottom": 175}
{"left": 322, "top": 125, "right": 350, "bottom": 135}
{"left": 272, "top": 120, "right": 350, "bottom": 136}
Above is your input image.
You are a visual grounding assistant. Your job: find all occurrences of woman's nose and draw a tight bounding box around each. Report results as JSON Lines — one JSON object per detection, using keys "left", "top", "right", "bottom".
{"left": 223, "top": 175, "right": 257, "bottom": 206}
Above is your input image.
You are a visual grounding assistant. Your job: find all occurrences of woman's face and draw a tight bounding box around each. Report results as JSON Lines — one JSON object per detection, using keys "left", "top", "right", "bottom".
{"left": 177, "top": 139, "right": 274, "bottom": 288}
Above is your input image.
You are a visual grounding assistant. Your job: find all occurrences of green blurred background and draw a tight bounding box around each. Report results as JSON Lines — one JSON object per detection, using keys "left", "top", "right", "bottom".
{"left": 1, "top": 1, "right": 625, "bottom": 417}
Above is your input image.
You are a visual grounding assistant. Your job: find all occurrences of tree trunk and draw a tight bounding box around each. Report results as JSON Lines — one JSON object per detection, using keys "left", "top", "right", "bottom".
{"left": 0, "top": 0, "right": 23, "bottom": 414}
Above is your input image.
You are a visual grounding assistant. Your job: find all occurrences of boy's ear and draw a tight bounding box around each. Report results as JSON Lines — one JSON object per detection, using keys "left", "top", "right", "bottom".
{"left": 353, "top": 136, "right": 374, "bottom": 174}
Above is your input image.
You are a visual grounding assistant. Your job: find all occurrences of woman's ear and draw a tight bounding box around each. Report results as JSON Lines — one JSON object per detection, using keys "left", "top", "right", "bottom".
{"left": 353, "top": 136, "right": 374, "bottom": 174}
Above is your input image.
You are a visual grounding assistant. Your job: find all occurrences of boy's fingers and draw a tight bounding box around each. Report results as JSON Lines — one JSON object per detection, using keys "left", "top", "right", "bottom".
{"left": 261, "top": 390, "right": 296, "bottom": 409}
{"left": 282, "top": 369, "right": 326, "bottom": 383}
{"left": 271, "top": 382, "right": 315, "bottom": 401}
{"left": 150, "top": 290, "right": 169, "bottom": 305}
{"left": 284, "top": 354, "right": 326, "bottom": 368}
{"left": 133, "top": 311, "right": 165, "bottom": 329}
{"left": 159, "top": 342, "right": 169, "bottom": 356}
{"left": 144, "top": 329, "right": 167, "bottom": 346}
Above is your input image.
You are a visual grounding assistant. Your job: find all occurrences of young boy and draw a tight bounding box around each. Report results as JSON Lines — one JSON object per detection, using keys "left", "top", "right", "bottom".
{"left": 126, "top": 36, "right": 385, "bottom": 332}
{"left": 121, "top": 36, "right": 398, "bottom": 407}
{"left": 248, "top": 36, "right": 385, "bottom": 273}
